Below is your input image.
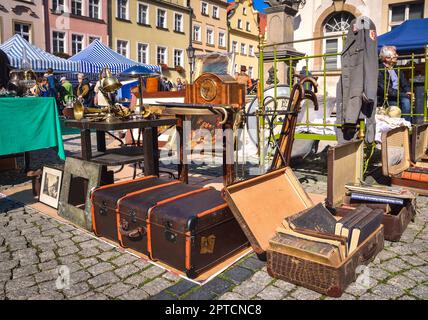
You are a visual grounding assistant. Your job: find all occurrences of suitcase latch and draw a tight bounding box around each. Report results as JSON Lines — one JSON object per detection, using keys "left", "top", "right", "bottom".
{"left": 130, "top": 210, "right": 137, "bottom": 223}
{"left": 99, "top": 200, "right": 108, "bottom": 216}
{"left": 165, "top": 230, "right": 177, "bottom": 243}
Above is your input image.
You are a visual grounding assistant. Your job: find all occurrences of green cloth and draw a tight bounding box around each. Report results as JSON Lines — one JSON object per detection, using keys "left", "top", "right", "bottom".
{"left": 60, "top": 80, "right": 74, "bottom": 103}
{"left": 0, "top": 97, "right": 66, "bottom": 160}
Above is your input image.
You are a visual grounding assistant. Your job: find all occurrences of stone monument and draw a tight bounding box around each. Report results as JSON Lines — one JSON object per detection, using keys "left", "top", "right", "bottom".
{"left": 261, "top": 0, "right": 305, "bottom": 86}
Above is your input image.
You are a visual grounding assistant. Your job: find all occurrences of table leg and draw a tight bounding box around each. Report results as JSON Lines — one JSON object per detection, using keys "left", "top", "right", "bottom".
{"left": 177, "top": 116, "right": 188, "bottom": 184}
{"left": 24, "top": 152, "right": 30, "bottom": 172}
{"left": 96, "top": 131, "right": 106, "bottom": 152}
{"left": 81, "top": 129, "right": 92, "bottom": 160}
{"left": 223, "top": 112, "right": 235, "bottom": 186}
{"left": 143, "top": 127, "right": 159, "bottom": 177}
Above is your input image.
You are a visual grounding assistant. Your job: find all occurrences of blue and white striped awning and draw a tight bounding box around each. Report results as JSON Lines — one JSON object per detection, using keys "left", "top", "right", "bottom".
{"left": 69, "top": 39, "right": 161, "bottom": 75}
{"left": 0, "top": 34, "right": 79, "bottom": 73}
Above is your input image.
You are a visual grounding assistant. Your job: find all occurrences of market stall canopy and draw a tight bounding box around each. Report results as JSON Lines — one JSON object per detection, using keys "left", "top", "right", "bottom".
{"left": 378, "top": 18, "right": 428, "bottom": 53}
{"left": 69, "top": 39, "right": 161, "bottom": 75}
{"left": 0, "top": 34, "right": 79, "bottom": 73}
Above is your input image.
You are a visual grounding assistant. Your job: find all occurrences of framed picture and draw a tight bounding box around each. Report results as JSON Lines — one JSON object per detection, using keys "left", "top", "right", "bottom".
{"left": 39, "top": 166, "right": 63, "bottom": 209}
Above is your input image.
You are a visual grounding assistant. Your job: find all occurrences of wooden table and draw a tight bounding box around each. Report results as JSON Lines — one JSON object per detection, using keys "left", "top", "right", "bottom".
{"left": 65, "top": 118, "right": 178, "bottom": 178}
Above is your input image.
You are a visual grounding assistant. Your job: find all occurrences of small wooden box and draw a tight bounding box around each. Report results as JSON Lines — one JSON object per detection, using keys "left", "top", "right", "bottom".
{"left": 382, "top": 126, "right": 428, "bottom": 195}
{"left": 327, "top": 140, "right": 415, "bottom": 241}
{"left": 224, "top": 168, "right": 384, "bottom": 297}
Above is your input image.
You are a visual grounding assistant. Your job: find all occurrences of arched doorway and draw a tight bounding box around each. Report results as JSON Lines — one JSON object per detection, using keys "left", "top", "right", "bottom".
{"left": 323, "top": 11, "right": 355, "bottom": 70}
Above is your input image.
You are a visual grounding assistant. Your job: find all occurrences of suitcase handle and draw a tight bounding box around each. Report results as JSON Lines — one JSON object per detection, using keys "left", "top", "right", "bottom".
{"left": 119, "top": 226, "right": 146, "bottom": 240}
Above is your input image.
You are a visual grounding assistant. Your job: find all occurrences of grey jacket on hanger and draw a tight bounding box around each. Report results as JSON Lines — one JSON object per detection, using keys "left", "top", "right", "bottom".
{"left": 335, "top": 16, "right": 378, "bottom": 144}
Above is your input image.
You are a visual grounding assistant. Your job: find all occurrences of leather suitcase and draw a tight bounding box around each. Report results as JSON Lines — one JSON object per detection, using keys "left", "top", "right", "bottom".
{"left": 327, "top": 140, "right": 415, "bottom": 241}
{"left": 147, "top": 187, "right": 249, "bottom": 278}
{"left": 382, "top": 126, "right": 428, "bottom": 195}
{"left": 91, "top": 176, "right": 170, "bottom": 242}
{"left": 223, "top": 168, "right": 384, "bottom": 297}
{"left": 116, "top": 181, "right": 200, "bottom": 254}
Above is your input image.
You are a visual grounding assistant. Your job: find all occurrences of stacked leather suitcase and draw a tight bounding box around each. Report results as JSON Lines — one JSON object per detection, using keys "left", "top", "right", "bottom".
{"left": 90, "top": 176, "right": 249, "bottom": 278}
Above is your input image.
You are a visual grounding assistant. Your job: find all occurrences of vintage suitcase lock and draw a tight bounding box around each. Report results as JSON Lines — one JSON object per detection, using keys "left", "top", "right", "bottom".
{"left": 164, "top": 220, "right": 177, "bottom": 243}
{"left": 99, "top": 200, "right": 108, "bottom": 216}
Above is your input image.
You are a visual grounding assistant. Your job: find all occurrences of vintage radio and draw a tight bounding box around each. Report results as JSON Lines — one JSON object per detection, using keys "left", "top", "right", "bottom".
{"left": 382, "top": 126, "right": 428, "bottom": 195}
{"left": 411, "top": 123, "right": 428, "bottom": 164}
{"left": 185, "top": 72, "right": 245, "bottom": 108}
{"left": 224, "top": 168, "right": 384, "bottom": 297}
{"left": 326, "top": 140, "right": 415, "bottom": 241}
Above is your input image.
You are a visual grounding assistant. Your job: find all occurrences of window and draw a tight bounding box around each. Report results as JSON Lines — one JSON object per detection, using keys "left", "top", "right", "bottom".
{"left": 157, "top": 46, "right": 167, "bottom": 65}
{"left": 218, "top": 32, "right": 225, "bottom": 48}
{"left": 117, "top": 39, "right": 128, "bottom": 57}
{"left": 248, "top": 66, "right": 253, "bottom": 79}
{"left": 157, "top": 9, "right": 167, "bottom": 28}
{"left": 117, "top": 0, "right": 128, "bottom": 20}
{"left": 14, "top": 23, "right": 31, "bottom": 42}
{"left": 389, "top": 2, "right": 424, "bottom": 29}
{"left": 52, "top": 31, "right": 65, "bottom": 53}
{"left": 174, "top": 49, "right": 184, "bottom": 67}
{"left": 240, "top": 43, "right": 246, "bottom": 55}
{"left": 232, "top": 41, "right": 237, "bottom": 53}
{"left": 137, "top": 43, "right": 148, "bottom": 64}
{"left": 243, "top": 7, "right": 247, "bottom": 15}
{"left": 72, "top": 34, "right": 83, "bottom": 55}
{"left": 206, "top": 28, "right": 214, "bottom": 45}
{"left": 71, "top": 0, "right": 82, "bottom": 16}
{"left": 249, "top": 45, "right": 254, "bottom": 56}
{"left": 323, "top": 12, "right": 354, "bottom": 70}
{"left": 246, "top": 22, "right": 251, "bottom": 32}
{"left": 213, "top": 6, "right": 219, "bottom": 19}
{"left": 89, "top": 0, "right": 100, "bottom": 19}
{"left": 193, "top": 25, "right": 201, "bottom": 42}
{"left": 174, "top": 13, "right": 183, "bottom": 32}
{"left": 201, "top": 2, "right": 208, "bottom": 16}
{"left": 52, "top": 0, "right": 65, "bottom": 13}
{"left": 237, "top": 19, "right": 242, "bottom": 29}
{"left": 138, "top": 3, "right": 149, "bottom": 24}
{"left": 89, "top": 36, "right": 100, "bottom": 44}
{"left": 234, "top": 64, "right": 238, "bottom": 73}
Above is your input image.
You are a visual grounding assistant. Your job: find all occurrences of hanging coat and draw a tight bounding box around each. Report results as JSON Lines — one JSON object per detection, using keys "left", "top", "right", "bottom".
{"left": 335, "top": 16, "right": 378, "bottom": 144}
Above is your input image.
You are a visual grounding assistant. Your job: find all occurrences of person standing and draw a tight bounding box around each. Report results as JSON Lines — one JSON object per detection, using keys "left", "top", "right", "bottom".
{"left": 59, "top": 76, "right": 73, "bottom": 106}
{"left": 236, "top": 66, "right": 252, "bottom": 93}
{"left": 176, "top": 78, "right": 184, "bottom": 91}
{"left": 76, "top": 73, "right": 91, "bottom": 107}
{"left": 377, "top": 45, "right": 413, "bottom": 122}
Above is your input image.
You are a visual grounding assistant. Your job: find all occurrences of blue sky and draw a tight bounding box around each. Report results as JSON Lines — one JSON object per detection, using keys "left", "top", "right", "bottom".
{"left": 227, "top": 0, "right": 268, "bottom": 13}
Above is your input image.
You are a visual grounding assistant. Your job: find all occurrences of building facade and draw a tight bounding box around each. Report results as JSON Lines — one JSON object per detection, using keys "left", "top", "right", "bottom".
{"left": 190, "top": 0, "right": 228, "bottom": 55}
{"left": 43, "top": 0, "right": 109, "bottom": 57}
{"left": 227, "top": 0, "right": 261, "bottom": 79}
{"left": 278, "top": 0, "right": 428, "bottom": 95}
{"left": 0, "top": 0, "right": 46, "bottom": 48}
{"left": 110, "top": 0, "right": 190, "bottom": 80}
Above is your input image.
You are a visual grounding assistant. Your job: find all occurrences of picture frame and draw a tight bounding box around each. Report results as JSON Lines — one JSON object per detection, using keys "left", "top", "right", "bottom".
{"left": 39, "top": 166, "right": 63, "bottom": 209}
{"left": 58, "top": 157, "right": 102, "bottom": 231}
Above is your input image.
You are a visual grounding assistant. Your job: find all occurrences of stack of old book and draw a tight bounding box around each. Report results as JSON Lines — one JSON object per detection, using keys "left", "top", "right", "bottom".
{"left": 344, "top": 183, "right": 416, "bottom": 210}
{"left": 271, "top": 203, "right": 383, "bottom": 266}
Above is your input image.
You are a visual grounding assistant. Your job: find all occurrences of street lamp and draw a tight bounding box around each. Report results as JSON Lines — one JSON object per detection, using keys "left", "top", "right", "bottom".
{"left": 186, "top": 45, "right": 196, "bottom": 84}
{"left": 187, "top": 0, "right": 196, "bottom": 84}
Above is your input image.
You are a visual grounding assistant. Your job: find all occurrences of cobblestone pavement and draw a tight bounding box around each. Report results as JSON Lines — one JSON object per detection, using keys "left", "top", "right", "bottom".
{"left": 0, "top": 136, "right": 427, "bottom": 300}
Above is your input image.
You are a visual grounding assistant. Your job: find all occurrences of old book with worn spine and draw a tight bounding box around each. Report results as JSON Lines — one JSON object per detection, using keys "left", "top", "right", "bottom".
{"left": 349, "top": 209, "right": 384, "bottom": 253}
{"left": 284, "top": 203, "right": 337, "bottom": 234}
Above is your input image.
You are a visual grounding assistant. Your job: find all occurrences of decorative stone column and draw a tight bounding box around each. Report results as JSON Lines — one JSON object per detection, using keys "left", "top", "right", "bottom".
{"left": 259, "top": 1, "right": 305, "bottom": 86}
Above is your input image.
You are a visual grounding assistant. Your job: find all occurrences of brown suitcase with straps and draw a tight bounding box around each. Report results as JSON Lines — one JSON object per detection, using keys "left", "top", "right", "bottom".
{"left": 116, "top": 181, "right": 200, "bottom": 255}
{"left": 146, "top": 187, "right": 249, "bottom": 278}
{"left": 90, "top": 176, "right": 172, "bottom": 242}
